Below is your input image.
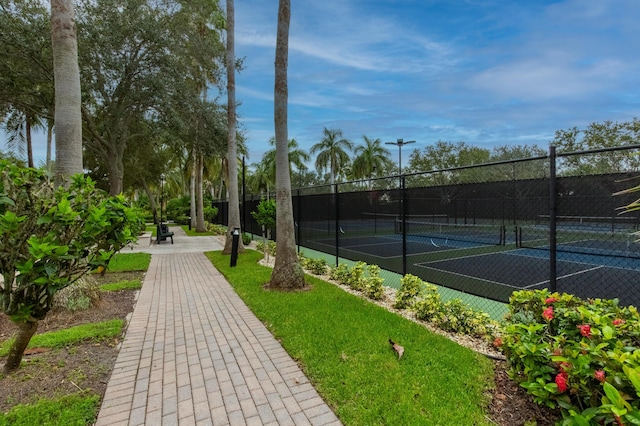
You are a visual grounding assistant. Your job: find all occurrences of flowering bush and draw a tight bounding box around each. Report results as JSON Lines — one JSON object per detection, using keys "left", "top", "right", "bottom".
{"left": 501, "top": 289, "right": 640, "bottom": 424}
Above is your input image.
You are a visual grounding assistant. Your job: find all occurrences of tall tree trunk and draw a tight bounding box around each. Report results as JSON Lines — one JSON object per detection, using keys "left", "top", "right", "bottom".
{"left": 142, "top": 179, "right": 158, "bottom": 224}
{"left": 190, "top": 150, "right": 197, "bottom": 230}
{"left": 269, "top": 0, "right": 305, "bottom": 290}
{"left": 26, "top": 114, "right": 34, "bottom": 168}
{"left": 223, "top": 0, "right": 243, "bottom": 255}
{"left": 46, "top": 120, "right": 53, "bottom": 171}
{"left": 196, "top": 154, "right": 207, "bottom": 232}
{"left": 51, "top": 0, "right": 83, "bottom": 186}
{"left": 3, "top": 320, "right": 38, "bottom": 374}
{"left": 106, "top": 149, "right": 123, "bottom": 195}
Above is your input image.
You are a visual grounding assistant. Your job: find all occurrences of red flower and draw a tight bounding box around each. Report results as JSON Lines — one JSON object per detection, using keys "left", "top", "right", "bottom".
{"left": 545, "top": 297, "right": 558, "bottom": 304}
{"left": 594, "top": 370, "right": 606, "bottom": 383}
{"left": 555, "top": 371, "right": 568, "bottom": 392}
{"left": 613, "top": 319, "right": 625, "bottom": 326}
{"left": 578, "top": 324, "right": 592, "bottom": 338}
{"left": 493, "top": 337, "right": 503, "bottom": 348}
{"left": 542, "top": 306, "right": 554, "bottom": 321}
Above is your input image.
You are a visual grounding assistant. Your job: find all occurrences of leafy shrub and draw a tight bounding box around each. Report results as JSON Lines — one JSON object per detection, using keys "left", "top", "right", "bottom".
{"left": 175, "top": 215, "right": 190, "bottom": 225}
{"left": 329, "top": 264, "right": 350, "bottom": 285}
{"left": 301, "top": 257, "right": 328, "bottom": 275}
{"left": 203, "top": 206, "right": 219, "bottom": 223}
{"left": 413, "top": 284, "right": 443, "bottom": 320}
{"left": 166, "top": 196, "right": 190, "bottom": 220}
{"left": 242, "top": 233, "right": 252, "bottom": 246}
{"left": 251, "top": 199, "right": 276, "bottom": 238}
{"left": 413, "top": 285, "right": 497, "bottom": 337}
{"left": 363, "top": 264, "right": 384, "bottom": 301}
{"left": 346, "top": 262, "right": 367, "bottom": 291}
{"left": 53, "top": 275, "right": 101, "bottom": 312}
{"left": 207, "top": 224, "right": 226, "bottom": 235}
{"left": 434, "top": 299, "right": 496, "bottom": 337}
{"left": 394, "top": 274, "right": 427, "bottom": 309}
{"left": 501, "top": 289, "right": 640, "bottom": 424}
{"left": 255, "top": 240, "right": 276, "bottom": 256}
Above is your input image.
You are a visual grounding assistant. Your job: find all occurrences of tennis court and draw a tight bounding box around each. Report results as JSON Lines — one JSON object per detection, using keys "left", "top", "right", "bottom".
{"left": 415, "top": 249, "right": 640, "bottom": 306}
{"left": 309, "top": 232, "right": 493, "bottom": 258}
{"left": 305, "top": 222, "right": 640, "bottom": 306}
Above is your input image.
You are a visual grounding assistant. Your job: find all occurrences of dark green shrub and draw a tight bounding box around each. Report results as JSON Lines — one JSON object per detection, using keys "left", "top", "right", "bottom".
{"left": 242, "top": 233, "right": 252, "bottom": 245}
{"left": 166, "top": 196, "right": 190, "bottom": 220}
{"left": 203, "top": 206, "right": 218, "bottom": 223}
{"left": 175, "top": 215, "right": 190, "bottom": 225}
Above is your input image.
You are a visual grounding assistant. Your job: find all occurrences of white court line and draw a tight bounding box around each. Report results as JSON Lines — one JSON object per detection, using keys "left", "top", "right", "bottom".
{"left": 523, "top": 265, "right": 605, "bottom": 289}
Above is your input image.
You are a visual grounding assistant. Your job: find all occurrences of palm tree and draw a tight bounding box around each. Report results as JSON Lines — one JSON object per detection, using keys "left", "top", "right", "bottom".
{"left": 223, "top": 0, "right": 243, "bottom": 253}
{"left": 51, "top": 0, "right": 83, "bottom": 184}
{"left": 310, "top": 127, "right": 353, "bottom": 191}
{"left": 268, "top": 0, "right": 306, "bottom": 290}
{"left": 352, "top": 135, "right": 393, "bottom": 190}
{"left": 261, "top": 137, "right": 310, "bottom": 184}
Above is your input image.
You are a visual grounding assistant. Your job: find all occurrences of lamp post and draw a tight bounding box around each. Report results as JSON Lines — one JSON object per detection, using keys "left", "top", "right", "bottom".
{"left": 160, "top": 174, "right": 165, "bottom": 224}
{"left": 385, "top": 138, "right": 416, "bottom": 176}
{"left": 384, "top": 138, "right": 415, "bottom": 277}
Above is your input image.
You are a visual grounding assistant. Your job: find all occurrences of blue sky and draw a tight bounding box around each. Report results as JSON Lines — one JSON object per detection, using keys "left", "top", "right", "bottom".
{"left": 12, "top": 0, "right": 640, "bottom": 170}
{"left": 234, "top": 0, "right": 640, "bottom": 169}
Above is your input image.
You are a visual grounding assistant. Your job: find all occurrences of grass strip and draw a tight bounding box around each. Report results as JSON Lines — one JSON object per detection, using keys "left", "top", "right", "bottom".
{"left": 100, "top": 280, "right": 142, "bottom": 292}
{"left": 206, "top": 250, "right": 495, "bottom": 425}
{"left": 106, "top": 252, "right": 151, "bottom": 272}
{"left": 181, "top": 225, "right": 218, "bottom": 236}
{"left": 0, "top": 392, "right": 100, "bottom": 426}
{"left": 0, "top": 319, "right": 124, "bottom": 357}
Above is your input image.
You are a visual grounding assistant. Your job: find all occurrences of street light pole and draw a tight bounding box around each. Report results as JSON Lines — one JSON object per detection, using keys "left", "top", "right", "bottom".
{"left": 385, "top": 138, "right": 416, "bottom": 176}
{"left": 384, "top": 138, "right": 415, "bottom": 277}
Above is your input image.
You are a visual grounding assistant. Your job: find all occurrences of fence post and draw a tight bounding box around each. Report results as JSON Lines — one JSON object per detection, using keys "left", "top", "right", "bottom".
{"left": 549, "top": 145, "right": 557, "bottom": 292}
{"left": 402, "top": 175, "right": 407, "bottom": 277}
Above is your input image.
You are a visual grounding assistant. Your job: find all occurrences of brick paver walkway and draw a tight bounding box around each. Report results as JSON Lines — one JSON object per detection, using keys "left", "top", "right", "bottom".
{"left": 96, "top": 244, "right": 341, "bottom": 425}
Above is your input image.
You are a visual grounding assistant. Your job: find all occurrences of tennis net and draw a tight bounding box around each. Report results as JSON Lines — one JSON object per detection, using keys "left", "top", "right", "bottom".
{"left": 396, "top": 219, "right": 505, "bottom": 246}
{"left": 518, "top": 225, "right": 640, "bottom": 259}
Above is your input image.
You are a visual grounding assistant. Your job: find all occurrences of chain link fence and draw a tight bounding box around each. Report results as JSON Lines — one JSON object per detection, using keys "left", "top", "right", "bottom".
{"left": 213, "top": 145, "right": 640, "bottom": 313}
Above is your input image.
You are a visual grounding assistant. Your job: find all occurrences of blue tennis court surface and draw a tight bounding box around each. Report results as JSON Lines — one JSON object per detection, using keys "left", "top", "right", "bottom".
{"left": 312, "top": 234, "right": 486, "bottom": 258}
{"left": 416, "top": 248, "right": 640, "bottom": 306}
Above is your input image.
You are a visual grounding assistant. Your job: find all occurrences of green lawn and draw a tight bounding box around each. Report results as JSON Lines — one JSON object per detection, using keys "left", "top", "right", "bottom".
{"left": 106, "top": 252, "right": 151, "bottom": 272}
{"left": 0, "top": 320, "right": 125, "bottom": 357}
{"left": 206, "top": 250, "right": 495, "bottom": 425}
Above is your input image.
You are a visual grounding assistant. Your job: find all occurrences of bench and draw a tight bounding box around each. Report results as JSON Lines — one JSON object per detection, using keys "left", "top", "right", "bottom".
{"left": 156, "top": 223, "right": 174, "bottom": 244}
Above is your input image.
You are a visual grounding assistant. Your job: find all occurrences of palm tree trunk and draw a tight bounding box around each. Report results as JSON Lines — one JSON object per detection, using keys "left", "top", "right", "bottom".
{"left": 269, "top": 0, "right": 306, "bottom": 290}
{"left": 51, "top": 0, "right": 83, "bottom": 185}
{"left": 3, "top": 320, "right": 38, "bottom": 374}
{"left": 26, "top": 114, "right": 34, "bottom": 168}
{"left": 46, "top": 120, "right": 53, "bottom": 171}
{"left": 196, "top": 154, "right": 207, "bottom": 232}
{"left": 223, "top": 0, "right": 243, "bottom": 255}
{"left": 190, "top": 150, "right": 197, "bottom": 230}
